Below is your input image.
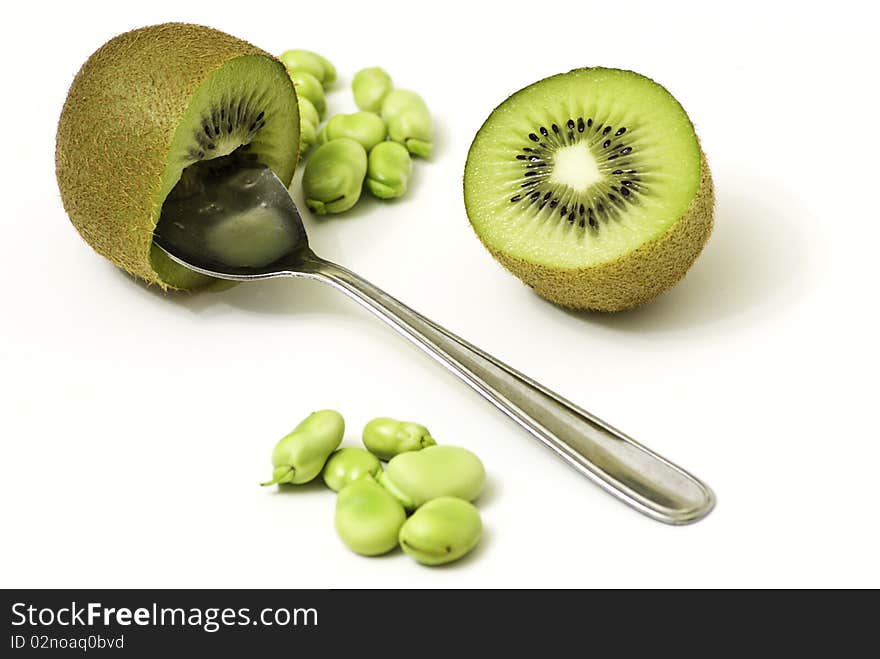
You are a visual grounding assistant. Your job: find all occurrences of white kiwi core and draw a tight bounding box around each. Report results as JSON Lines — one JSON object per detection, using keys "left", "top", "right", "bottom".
{"left": 549, "top": 144, "right": 603, "bottom": 193}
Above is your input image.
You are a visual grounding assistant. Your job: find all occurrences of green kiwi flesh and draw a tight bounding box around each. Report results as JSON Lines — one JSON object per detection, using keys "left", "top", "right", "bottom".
{"left": 463, "top": 67, "right": 713, "bottom": 311}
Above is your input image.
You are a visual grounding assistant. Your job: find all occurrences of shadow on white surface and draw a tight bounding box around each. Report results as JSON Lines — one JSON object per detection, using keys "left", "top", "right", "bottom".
{"left": 221, "top": 277, "right": 359, "bottom": 319}
{"left": 125, "top": 269, "right": 358, "bottom": 320}
{"left": 474, "top": 474, "right": 501, "bottom": 509}
{"left": 124, "top": 172, "right": 817, "bottom": 339}
{"left": 270, "top": 479, "right": 328, "bottom": 496}
{"left": 560, "top": 173, "right": 820, "bottom": 334}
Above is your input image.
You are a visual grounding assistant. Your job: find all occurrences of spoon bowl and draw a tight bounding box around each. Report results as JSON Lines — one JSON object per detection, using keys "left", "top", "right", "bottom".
{"left": 157, "top": 156, "right": 313, "bottom": 276}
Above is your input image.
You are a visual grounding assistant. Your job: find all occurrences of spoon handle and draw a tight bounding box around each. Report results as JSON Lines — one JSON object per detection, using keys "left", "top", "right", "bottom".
{"left": 302, "top": 256, "right": 714, "bottom": 524}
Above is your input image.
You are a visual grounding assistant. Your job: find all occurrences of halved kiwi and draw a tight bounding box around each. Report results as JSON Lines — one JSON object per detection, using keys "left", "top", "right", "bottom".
{"left": 56, "top": 23, "right": 300, "bottom": 289}
{"left": 464, "top": 68, "right": 713, "bottom": 311}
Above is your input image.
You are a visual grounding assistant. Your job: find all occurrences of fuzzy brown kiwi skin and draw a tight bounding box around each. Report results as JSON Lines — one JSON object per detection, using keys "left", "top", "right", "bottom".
{"left": 477, "top": 154, "right": 714, "bottom": 312}
{"left": 55, "top": 23, "right": 298, "bottom": 290}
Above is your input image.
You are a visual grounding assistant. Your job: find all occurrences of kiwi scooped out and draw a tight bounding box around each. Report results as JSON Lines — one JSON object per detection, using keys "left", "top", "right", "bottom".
{"left": 464, "top": 68, "right": 714, "bottom": 311}
{"left": 55, "top": 23, "right": 300, "bottom": 289}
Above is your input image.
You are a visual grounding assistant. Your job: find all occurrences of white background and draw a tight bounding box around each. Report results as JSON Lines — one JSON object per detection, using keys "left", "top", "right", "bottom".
{"left": 1, "top": 1, "right": 877, "bottom": 588}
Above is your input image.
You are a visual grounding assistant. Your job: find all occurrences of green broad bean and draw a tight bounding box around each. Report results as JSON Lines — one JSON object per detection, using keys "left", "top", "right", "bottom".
{"left": 289, "top": 70, "right": 326, "bottom": 115}
{"left": 322, "top": 447, "right": 381, "bottom": 492}
{"left": 261, "top": 410, "right": 344, "bottom": 486}
{"left": 297, "top": 97, "right": 320, "bottom": 153}
{"left": 299, "top": 117, "right": 317, "bottom": 152}
{"left": 298, "top": 96, "right": 320, "bottom": 130}
{"left": 280, "top": 49, "right": 323, "bottom": 82}
{"left": 318, "top": 112, "right": 387, "bottom": 152}
{"left": 380, "top": 89, "right": 433, "bottom": 158}
{"left": 279, "top": 49, "right": 335, "bottom": 86}
{"left": 335, "top": 477, "right": 406, "bottom": 556}
{"left": 366, "top": 141, "right": 413, "bottom": 199}
{"left": 311, "top": 52, "right": 336, "bottom": 85}
{"left": 302, "top": 138, "right": 368, "bottom": 215}
{"left": 399, "top": 497, "right": 482, "bottom": 566}
{"left": 378, "top": 445, "right": 485, "bottom": 510}
{"left": 362, "top": 417, "right": 434, "bottom": 461}
{"left": 352, "top": 67, "right": 393, "bottom": 113}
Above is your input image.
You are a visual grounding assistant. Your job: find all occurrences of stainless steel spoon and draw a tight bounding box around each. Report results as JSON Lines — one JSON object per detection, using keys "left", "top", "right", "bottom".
{"left": 154, "top": 155, "right": 715, "bottom": 524}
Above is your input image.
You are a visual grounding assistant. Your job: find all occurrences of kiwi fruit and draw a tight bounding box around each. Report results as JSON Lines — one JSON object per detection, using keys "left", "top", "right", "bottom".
{"left": 463, "top": 68, "right": 713, "bottom": 311}
{"left": 56, "top": 23, "right": 300, "bottom": 290}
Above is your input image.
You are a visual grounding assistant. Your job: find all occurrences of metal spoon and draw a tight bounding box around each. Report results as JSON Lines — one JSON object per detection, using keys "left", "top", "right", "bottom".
{"left": 154, "top": 155, "right": 715, "bottom": 524}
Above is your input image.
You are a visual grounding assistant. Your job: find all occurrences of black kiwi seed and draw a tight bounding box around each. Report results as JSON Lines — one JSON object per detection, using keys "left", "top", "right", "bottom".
{"left": 511, "top": 112, "right": 649, "bottom": 231}
{"left": 192, "top": 99, "right": 268, "bottom": 163}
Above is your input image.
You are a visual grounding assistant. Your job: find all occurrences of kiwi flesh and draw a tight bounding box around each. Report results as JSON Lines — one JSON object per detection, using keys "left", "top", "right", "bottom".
{"left": 56, "top": 23, "right": 300, "bottom": 290}
{"left": 463, "top": 68, "right": 713, "bottom": 311}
